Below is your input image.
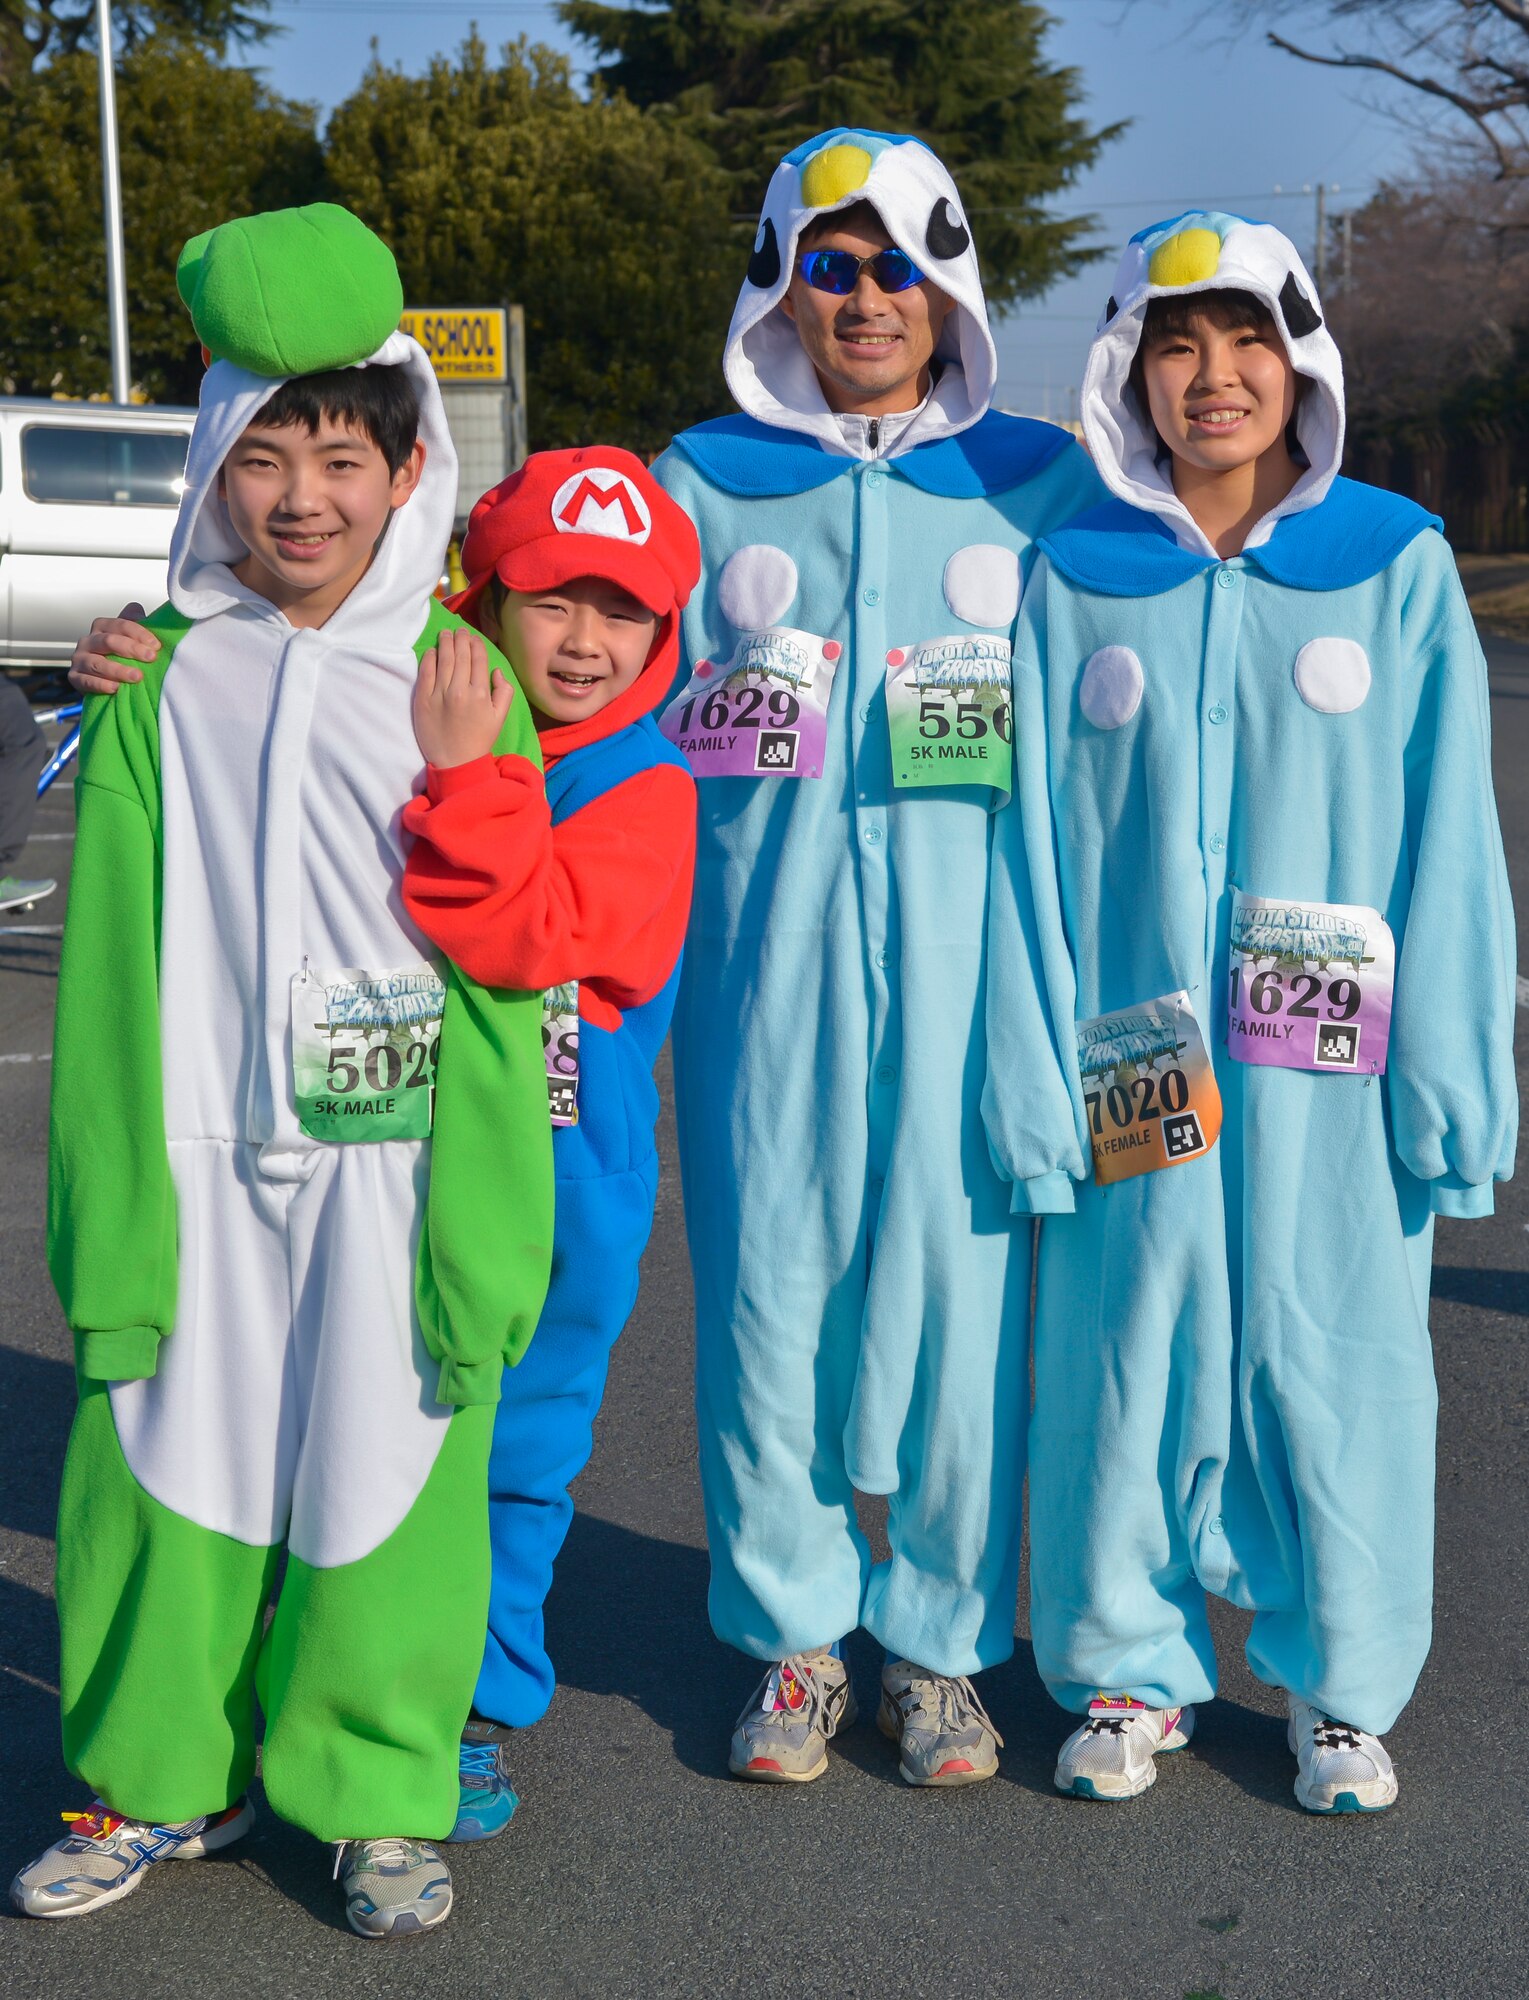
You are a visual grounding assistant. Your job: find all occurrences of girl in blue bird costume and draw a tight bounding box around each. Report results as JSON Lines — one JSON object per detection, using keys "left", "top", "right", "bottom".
{"left": 653, "top": 127, "right": 1103, "bottom": 1786}
{"left": 986, "top": 212, "right": 1517, "bottom": 1814}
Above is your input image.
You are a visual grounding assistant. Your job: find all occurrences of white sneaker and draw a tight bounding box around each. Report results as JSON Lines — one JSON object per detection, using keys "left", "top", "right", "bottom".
{"left": 1287, "top": 1696, "right": 1398, "bottom": 1813}
{"left": 1055, "top": 1695, "right": 1195, "bottom": 1800}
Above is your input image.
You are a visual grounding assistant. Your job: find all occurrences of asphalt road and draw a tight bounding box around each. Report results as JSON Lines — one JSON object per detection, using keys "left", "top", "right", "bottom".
{"left": 2, "top": 647, "right": 1526, "bottom": 2000}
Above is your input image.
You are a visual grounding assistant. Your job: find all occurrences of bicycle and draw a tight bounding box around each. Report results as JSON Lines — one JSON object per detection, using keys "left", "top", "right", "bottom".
{"left": 34, "top": 702, "right": 84, "bottom": 798}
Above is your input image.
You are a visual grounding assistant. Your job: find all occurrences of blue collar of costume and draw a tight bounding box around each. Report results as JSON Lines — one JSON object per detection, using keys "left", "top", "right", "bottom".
{"left": 670, "top": 409, "right": 1074, "bottom": 499}
{"left": 1040, "top": 478, "right": 1441, "bottom": 596}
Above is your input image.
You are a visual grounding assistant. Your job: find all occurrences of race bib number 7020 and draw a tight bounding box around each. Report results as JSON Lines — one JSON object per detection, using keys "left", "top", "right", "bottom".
{"left": 1076, "top": 990, "right": 1223, "bottom": 1185}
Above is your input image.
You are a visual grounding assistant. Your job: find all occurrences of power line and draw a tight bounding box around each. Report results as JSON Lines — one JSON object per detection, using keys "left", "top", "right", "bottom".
{"left": 270, "top": 3, "right": 562, "bottom": 13}
{"left": 973, "top": 185, "right": 1389, "bottom": 220}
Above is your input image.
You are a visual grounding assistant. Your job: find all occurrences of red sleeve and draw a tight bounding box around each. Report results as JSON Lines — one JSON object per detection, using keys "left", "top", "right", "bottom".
{"left": 401, "top": 753, "right": 697, "bottom": 1009}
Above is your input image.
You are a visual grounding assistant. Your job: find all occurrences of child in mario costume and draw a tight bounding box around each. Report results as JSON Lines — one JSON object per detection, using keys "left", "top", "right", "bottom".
{"left": 400, "top": 447, "right": 700, "bottom": 1835}
{"left": 986, "top": 212, "right": 1516, "bottom": 1813}
{"left": 12, "top": 205, "right": 553, "bottom": 1936}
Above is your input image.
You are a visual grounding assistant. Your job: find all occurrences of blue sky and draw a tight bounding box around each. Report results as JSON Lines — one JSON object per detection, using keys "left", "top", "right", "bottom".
{"left": 252, "top": 0, "right": 1428, "bottom": 415}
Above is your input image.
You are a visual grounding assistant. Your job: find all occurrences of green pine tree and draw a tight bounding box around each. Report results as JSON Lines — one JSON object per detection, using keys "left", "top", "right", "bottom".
{"left": 0, "top": 1, "right": 273, "bottom": 95}
{"left": 556, "top": 0, "right": 1121, "bottom": 306}
{"left": 0, "top": 39, "right": 319, "bottom": 400}
{"left": 324, "top": 35, "right": 738, "bottom": 453}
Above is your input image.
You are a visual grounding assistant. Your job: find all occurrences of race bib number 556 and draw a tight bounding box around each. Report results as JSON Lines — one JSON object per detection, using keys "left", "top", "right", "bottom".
{"left": 885, "top": 634, "right": 1013, "bottom": 794}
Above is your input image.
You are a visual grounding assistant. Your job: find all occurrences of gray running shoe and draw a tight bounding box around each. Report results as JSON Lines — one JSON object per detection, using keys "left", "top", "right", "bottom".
{"left": 336, "top": 1837, "right": 454, "bottom": 1938}
{"left": 10, "top": 1799, "right": 253, "bottom": 1918}
{"left": 877, "top": 1659, "right": 1004, "bottom": 1786}
{"left": 0, "top": 875, "right": 55, "bottom": 914}
{"left": 728, "top": 1650, "right": 857, "bottom": 1783}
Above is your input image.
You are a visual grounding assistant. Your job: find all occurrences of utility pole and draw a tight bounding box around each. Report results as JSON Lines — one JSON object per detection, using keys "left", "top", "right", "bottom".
{"left": 1314, "top": 181, "right": 1328, "bottom": 297}
{"left": 96, "top": 0, "right": 131, "bottom": 403}
{"left": 1342, "top": 211, "right": 1353, "bottom": 292}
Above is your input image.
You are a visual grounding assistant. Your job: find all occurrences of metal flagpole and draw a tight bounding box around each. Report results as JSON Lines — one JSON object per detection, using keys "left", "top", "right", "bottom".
{"left": 96, "top": 0, "right": 131, "bottom": 403}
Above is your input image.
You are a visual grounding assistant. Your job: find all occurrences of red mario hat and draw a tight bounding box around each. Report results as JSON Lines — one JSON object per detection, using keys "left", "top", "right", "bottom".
{"left": 452, "top": 445, "right": 700, "bottom": 628}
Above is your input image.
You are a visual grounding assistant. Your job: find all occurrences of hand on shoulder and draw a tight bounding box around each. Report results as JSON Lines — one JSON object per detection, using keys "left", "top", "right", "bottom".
{"left": 69, "top": 604, "right": 156, "bottom": 696}
{"left": 412, "top": 624, "right": 515, "bottom": 769}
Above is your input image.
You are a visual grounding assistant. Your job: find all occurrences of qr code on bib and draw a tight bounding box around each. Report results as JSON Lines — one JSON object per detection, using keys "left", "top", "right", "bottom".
{"left": 755, "top": 731, "right": 797, "bottom": 773}
{"left": 1315, "top": 1023, "right": 1361, "bottom": 1069}
{"left": 1162, "top": 1110, "right": 1205, "bottom": 1160}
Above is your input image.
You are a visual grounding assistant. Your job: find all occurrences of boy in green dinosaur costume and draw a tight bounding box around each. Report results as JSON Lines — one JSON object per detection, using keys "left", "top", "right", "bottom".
{"left": 9, "top": 205, "right": 553, "bottom": 1939}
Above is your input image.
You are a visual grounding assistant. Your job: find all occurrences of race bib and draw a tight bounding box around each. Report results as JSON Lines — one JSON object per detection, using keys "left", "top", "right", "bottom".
{"left": 885, "top": 635, "right": 1013, "bottom": 793}
{"left": 290, "top": 964, "right": 444, "bottom": 1143}
{"left": 1227, "top": 892, "right": 1394, "bottom": 1075}
{"left": 543, "top": 981, "right": 580, "bottom": 1127}
{"left": 659, "top": 627, "right": 840, "bottom": 778}
{"left": 1077, "top": 990, "right": 1222, "bottom": 1185}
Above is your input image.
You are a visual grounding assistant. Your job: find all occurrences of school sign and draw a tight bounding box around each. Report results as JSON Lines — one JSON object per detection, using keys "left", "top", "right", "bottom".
{"left": 401, "top": 304, "right": 527, "bottom": 530}
{"left": 400, "top": 307, "right": 508, "bottom": 384}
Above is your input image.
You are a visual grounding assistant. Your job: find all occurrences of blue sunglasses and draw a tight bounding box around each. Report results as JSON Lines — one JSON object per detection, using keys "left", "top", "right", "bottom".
{"left": 798, "top": 246, "right": 927, "bottom": 296}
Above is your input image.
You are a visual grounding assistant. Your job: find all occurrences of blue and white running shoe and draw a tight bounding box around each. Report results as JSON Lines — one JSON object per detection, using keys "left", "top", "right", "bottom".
{"left": 447, "top": 1714, "right": 519, "bottom": 1842}
{"left": 10, "top": 1799, "right": 253, "bottom": 1917}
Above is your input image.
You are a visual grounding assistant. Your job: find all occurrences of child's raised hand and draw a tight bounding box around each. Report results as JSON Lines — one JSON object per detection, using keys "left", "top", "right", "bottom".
{"left": 412, "top": 626, "right": 515, "bottom": 769}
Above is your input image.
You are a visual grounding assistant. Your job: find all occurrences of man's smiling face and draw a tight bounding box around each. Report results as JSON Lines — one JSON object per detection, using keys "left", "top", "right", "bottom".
{"left": 781, "top": 205, "right": 954, "bottom": 418}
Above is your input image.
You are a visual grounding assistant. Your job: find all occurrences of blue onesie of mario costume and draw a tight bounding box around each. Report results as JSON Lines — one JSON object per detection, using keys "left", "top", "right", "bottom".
{"left": 404, "top": 449, "right": 700, "bottom": 1730}
{"left": 652, "top": 130, "right": 1102, "bottom": 1677}
{"left": 985, "top": 213, "right": 1518, "bottom": 1738}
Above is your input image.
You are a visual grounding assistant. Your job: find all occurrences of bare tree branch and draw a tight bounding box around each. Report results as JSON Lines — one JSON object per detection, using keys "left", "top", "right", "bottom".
{"left": 1269, "top": 28, "right": 1526, "bottom": 173}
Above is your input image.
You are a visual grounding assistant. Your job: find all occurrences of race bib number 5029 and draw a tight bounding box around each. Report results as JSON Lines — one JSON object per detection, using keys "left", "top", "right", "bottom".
{"left": 290, "top": 965, "right": 444, "bottom": 1143}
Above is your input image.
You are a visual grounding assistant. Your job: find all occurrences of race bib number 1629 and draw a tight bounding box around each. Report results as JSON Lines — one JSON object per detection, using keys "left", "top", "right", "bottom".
{"left": 1227, "top": 892, "right": 1394, "bottom": 1075}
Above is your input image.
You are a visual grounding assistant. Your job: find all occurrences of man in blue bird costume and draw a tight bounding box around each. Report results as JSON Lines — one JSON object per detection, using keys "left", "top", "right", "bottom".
{"left": 986, "top": 211, "right": 1517, "bottom": 1814}
{"left": 653, "top": 128, "right": 1102, "bottom": 1786}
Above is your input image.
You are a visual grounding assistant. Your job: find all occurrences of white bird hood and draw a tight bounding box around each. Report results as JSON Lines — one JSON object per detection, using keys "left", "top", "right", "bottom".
{"left": 167, "top": 330, "right": 457, "bottom": 656}
{"left": 725, "top": 127, "right": 998, "bottom": 457}
{"left": 1081, "top": 211, "right": 1345, "bottom": 555}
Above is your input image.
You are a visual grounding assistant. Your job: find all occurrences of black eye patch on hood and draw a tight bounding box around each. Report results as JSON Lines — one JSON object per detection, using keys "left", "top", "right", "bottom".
{"left": 925, "top": 197, "right": 971, "bottom": 261}
{"left": 748, "top": 218, "right": 781, "bottom": 290}
{"left": 1279, "top": 272, "right": 1322, "bottom": 338}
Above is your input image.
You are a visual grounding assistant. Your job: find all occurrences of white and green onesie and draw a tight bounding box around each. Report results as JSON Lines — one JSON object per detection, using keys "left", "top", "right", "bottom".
{"left": 47, "top": 206, "right": 553, "bottom": 1841}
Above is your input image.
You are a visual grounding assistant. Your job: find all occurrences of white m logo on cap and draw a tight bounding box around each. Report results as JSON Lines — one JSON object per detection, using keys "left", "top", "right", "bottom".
{"left": 551, "top": 468, "right": 652, "bottom": 545}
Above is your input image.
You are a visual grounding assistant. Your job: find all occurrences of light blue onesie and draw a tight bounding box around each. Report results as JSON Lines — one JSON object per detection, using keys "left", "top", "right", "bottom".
{"left": 986, "top": 213, "right": 1518, "bottom": 1734}
{"left": 655, "top": 129, "right": 1102, "bottom": 1676}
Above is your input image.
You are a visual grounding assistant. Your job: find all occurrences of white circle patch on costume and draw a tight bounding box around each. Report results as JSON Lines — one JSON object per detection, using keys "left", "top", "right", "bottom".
{"left": 943, "top": 543, "right": 1021, "bottom": 628}
{"left": 718, "top": 543, "right": 799, "bottom": 632}
{"left": 1293, "top": 636, "right": 1372, "bottom": 714}
{"left": 1080, "top": 645, "right": 1145, "bottom": 729}
{"left": 551, "top": 467, "right": 652, "bottom": 545}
